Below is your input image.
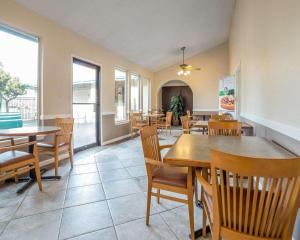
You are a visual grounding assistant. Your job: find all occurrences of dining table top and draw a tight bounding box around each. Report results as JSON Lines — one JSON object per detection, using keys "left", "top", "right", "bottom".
{"left": 163, "top": 134, "right": 294, "bottom": 167}
{"left": 0, "top": 126, "right": 60, "bottom": 137}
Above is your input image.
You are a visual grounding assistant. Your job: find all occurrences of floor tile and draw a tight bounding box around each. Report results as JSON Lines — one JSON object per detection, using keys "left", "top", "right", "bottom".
{"left": 160, "top": 205, "right": 203, "bottom": 240}
{"left": 95, "top": 153, "right": 120, "bottom": 163}
{"left": 99, "top": 168, "right": 131, "bottom": 183}
{"left": 149, "top": 190, "right": 185, "bottom": 212}
{"left": 0, "top": 209, "right": 62, "bottom": 240}
{"left": 28, "top": 176, "right": 69, "bottom": 195}
{"left": 115, "top": 214, "right": 177, "bottom": 240}
{"left": 68, "top": 172, "right": 100, "bottom": 188}
{"left": 0, "top": 195, "right": 24, "bottom": 223}
{"left": 102, "top": 178, "right": 142, "bottom": 199}
{"left": 134, "top": 176, "right": 148, "bottom": 192}
{"left": 108, "top": 193, "right": 159, "bottom": 225}
{"left": 0, "top": 222, "right": 7, "bottom": 235}
{"left": 126, "top": 165, "right": 147, "bottom": 178}
{"left": 71, "top": 164, "right": 98, "bottom": 175}
{"left": 59, "top": 201, "right": 113, "bottom": 239}
{"left": 14, "top": 189, "right": 66, "bottom": 218}
{"left": 74, "top": 156, "right": 96, "bottom": 165}
{"left": 97, "top": 161, "right": 124, "bottom": 172}
{"left": 120, "top": 157, "right": 145, "bottom": 167}
{"left": 68, "top": 227, "right": 117, "bottom": 240}
{"left": 64, "top": 184, "right": 106, "bottom": 207}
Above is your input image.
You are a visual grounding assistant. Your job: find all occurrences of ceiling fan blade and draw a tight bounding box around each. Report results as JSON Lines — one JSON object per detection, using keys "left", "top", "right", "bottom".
{"left": 185, "top": 65, "right": 201, "bottom": 71}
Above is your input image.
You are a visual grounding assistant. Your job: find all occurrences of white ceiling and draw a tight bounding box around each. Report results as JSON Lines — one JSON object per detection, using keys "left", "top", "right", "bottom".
{"left": 15, "top": 0, "right": 235, "bottom": 71}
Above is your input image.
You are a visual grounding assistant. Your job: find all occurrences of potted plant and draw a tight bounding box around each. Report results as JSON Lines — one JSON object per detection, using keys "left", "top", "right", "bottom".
{"left": 169, "top": 95, "right": 184, "bottom": 125}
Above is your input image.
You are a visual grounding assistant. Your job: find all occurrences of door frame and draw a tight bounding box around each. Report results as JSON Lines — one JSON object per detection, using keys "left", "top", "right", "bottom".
{"left": 71, "top": 57, "right": 101, "bottom": 153}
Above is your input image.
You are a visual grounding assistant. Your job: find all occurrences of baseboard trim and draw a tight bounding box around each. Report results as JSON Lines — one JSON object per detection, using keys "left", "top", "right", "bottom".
{"left": 102, "top": 134, "right": 131, "bottom": 145}
{"left": 241, "top": 112, "right": 300, "bottom": 141}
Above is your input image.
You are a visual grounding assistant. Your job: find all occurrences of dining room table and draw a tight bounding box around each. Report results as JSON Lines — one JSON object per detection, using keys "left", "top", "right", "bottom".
{"left": 163, "top": 134, "right": 295, "bottom": 238}
{"left": 0, "top": 126, "right": 61, "bottom": 194}
{"left": 145, "top": 112, "right": 165, "bottom": 125}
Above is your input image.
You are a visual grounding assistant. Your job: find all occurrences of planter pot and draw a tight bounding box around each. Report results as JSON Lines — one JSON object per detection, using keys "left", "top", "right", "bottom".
{"left": 172, "top": 118, "right": 179, "bottom": 126}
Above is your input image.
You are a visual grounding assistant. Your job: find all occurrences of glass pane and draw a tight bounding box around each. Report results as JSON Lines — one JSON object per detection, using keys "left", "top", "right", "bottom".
{"left": 73, "top": 63, "right": 96, "bottom": 104}
{"left": 72, "top": 60, "right": 98, "bottom": 149}
{"left": 142, "top": 78, "right": 149, "bottom": 113}
{"left": 130, "top": 74, "right": 139, "bottom": 112}
{"left": 0, "top": 26, "right": 38, "bottom": 129}
{"left": 115, "top": 69, "right": 127, "bottom": 122}
{"left": 72, "top": 103, "right": 96, "bottom": 148}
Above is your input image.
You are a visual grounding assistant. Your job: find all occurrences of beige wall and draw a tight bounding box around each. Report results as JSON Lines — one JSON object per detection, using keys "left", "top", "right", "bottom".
{"left": 229, "top": 0, "right": 300, "bottom": 130}
{"left": 152, "top": 43, "right": 229, "bottom": 111}
{"left": 0, "top": 0, "right": 153, "bottom": 118}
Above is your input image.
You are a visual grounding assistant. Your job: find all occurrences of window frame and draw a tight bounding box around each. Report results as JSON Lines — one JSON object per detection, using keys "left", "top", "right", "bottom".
{"left": 114, "top": 67, "right": 129, "bottom": 123}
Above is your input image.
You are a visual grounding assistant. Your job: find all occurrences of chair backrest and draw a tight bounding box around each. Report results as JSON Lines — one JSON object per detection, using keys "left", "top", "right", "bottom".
{"left": 210, "top": 150, "right": 300, "bottom": 240}
{"left": 130, "top": 112, "right": 143, "bottom": 127}
{"left": 55, "top": 118, "right": 74, "bottom": 144}
{"left": 166, "top": 111, "right": 173, "bottom": 125}
{"left": 140, "top": 125, "right": 161, "bottom": 162}
{"left": 211, "top": 114, "right": 232, "bottom": 121}
{"left": 180, "top": 116, "right": 190, "bottom": 133}
{"left": 208, "top": 120, "right": 241, "bottom": 136}
{"left": 186, "top": 110, "right": 191, "bottom": 117}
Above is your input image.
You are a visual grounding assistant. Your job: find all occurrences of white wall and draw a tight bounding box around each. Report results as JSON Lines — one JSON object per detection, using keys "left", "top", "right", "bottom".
{"left": 229, "top": 0, "right": 300, "bottom": 140}
{"left": 229, "top": 1, "right": 300, "bottom": 238}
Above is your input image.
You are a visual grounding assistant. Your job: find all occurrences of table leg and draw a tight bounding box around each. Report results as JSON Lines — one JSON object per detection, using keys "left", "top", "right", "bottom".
{"left": 16, "top": 135, "right": 61, "bottom": 194}
{"left": 190, "top": 167, "right": 211, "bottom": 239}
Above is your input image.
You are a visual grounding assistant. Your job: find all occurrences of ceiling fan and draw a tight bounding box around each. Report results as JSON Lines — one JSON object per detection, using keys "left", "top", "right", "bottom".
{"left": 177, "top": 46, "right": 201, "bottom": 76}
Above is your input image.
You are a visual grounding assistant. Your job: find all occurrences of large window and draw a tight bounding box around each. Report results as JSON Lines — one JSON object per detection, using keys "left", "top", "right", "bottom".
{"left": 0, "top": 25, "right": 39, "bottom": 128}
{"left": 115, "top": 68, "right": 128, "bottom": 122}
{"left": 142, "top": 78, "right": 150, "bottom": 113}
{"left": 130, "top": 73, "right": 140, "bottom": 112}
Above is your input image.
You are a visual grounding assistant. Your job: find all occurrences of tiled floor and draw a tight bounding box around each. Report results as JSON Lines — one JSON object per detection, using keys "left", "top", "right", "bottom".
{"left": 0, "top": 130, "right": 207, "bottom": 240}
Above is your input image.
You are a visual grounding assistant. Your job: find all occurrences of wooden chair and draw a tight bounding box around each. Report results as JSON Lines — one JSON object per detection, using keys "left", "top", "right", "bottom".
{"left": 181, "top": 115, "right": 190, "bottom": 134}
{"left": 157, "top": 111, "right": 172, "bottom": 135}
{"left": 0, "top": 140, "right": 42, "bottom": 191}
{"left": 38, "top": 118, "right": 74, "bottom": 176}
{"left": 130, "top": 113, "right": 148, "bottom": 137}
{"left": 208, "top": 120, "right": 241, "bottom": 136}
{"left": 187, "top": 110, "right": 197, "bottom": 126}
{"left": 196, "top": 150, "right": 300, "bottom": 240}
{"left": 140, "top": 126, "right": 196, "bottom": 240}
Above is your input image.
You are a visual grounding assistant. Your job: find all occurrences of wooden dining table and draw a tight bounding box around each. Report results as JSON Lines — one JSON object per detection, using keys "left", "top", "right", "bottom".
{"left": 0, "top": 126, "right": 61, "bottom": 194}
{"left": 163, "top": 134, "right": 294, "bottom": 238}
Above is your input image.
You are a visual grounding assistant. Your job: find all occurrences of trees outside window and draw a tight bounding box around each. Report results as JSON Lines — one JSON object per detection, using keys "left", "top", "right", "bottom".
{"left": 0, "top": 65, "right": 28, "bottom": 112}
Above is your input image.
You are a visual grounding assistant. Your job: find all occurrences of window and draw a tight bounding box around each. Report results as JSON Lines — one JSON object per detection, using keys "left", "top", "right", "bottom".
{"left": 115, "top": 68, "right": 128, "bottom": 122}
{"left": 142, "top": 78, "right": 150, "bottom": 113}
{"left": 130, "top": 73, "right": 140, "bottom": 112}
{"left": 0, "top": 25, "right": 39, "bottom": 128}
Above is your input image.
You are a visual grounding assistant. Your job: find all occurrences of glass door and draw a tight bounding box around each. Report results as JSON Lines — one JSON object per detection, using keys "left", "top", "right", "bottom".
{"left": 72, "top": 58, "right": 100, "bottom": 151}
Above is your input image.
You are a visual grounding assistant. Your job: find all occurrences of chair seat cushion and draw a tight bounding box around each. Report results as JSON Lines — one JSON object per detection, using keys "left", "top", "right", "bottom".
{"left": 0, "top": 151, "right": 34, "bottom": 168}
{"left": 152, "top": 167, "right": 188, "bottom": 188}
{"left": 37, "top": 142, "right": 68, "bottom": 149}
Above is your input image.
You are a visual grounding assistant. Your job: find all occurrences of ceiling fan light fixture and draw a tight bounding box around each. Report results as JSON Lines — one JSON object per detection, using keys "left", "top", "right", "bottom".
{"left": 177, "top": 70, "right": 183, "bottom": 76}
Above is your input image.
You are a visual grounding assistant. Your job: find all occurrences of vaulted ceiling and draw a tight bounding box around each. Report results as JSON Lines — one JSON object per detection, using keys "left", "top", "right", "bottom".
{"left": 15, "top": 0, "right": 235, "bottom": 71}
